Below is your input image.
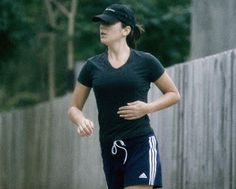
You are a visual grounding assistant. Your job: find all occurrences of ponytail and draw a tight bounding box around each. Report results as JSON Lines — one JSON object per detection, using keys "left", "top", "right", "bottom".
{"left": 122, "top": 23, "right": 145, "bottom": 49}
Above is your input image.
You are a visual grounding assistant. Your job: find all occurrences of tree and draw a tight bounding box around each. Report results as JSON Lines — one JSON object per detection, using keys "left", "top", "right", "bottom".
{"left": 45, "top": 0, "right": 78, "bottom": 94}
{"left": 0, "top": 0, "right": 40, "bottom": 110}
{"left": 0, "top": 0, "right": 191, "bottom": 111}
{"left": 74, "top": 0, "right": 190, "bottom": 66}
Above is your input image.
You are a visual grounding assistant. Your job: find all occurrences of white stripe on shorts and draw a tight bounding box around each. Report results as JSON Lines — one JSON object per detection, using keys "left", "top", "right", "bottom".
{"left": 148, "top": 136, "right": 157, "bottom": 185}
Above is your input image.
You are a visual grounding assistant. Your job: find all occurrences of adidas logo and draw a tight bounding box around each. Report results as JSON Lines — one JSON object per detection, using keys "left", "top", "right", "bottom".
{"left": 139, "top": 173, "right": 148, "bottom": 179}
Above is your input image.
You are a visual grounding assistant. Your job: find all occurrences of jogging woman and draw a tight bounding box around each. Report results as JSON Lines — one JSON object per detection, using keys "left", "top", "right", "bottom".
{"left": 68, "top": 4, "right": 181, "bottom": 189}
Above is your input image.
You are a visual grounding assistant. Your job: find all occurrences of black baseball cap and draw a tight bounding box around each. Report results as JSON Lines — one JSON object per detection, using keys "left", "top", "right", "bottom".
{"left": 92, "top": 4, "right": 136, "bottom": 28}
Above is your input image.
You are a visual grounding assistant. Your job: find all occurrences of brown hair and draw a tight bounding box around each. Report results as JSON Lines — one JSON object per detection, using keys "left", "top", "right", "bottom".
{"left": 122, "top": 23, "right": 145, "bottom": 49}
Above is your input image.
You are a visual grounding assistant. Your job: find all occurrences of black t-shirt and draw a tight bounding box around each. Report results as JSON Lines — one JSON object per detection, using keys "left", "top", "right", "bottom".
{"left": 78, "top": 49, "right": 165, "bottom": 144}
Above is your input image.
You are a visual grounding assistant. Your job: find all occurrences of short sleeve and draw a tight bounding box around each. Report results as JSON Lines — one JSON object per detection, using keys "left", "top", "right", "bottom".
{"left": 146, "top": 53, "right": 165, "bottom": 82}
{"left": 77, "top": 61, "right": 93, "bottom": 87}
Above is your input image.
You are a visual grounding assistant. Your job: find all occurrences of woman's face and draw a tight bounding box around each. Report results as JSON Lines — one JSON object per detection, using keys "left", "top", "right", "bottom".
{"left": 99, "top": 21, "right": 130, "bottom": 46}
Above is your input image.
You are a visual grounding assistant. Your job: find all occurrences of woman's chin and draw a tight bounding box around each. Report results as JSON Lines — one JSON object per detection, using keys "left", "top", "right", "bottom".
{"left": 100, "top": 39, "right": 109, "bottom": 45}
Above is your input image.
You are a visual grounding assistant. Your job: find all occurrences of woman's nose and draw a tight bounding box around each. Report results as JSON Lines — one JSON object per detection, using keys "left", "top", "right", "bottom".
{"left": 100, "top": 24, "right": 106, "bottom": 28}
{"left": 100, "top": 24, "right": 104, "bottom": 29}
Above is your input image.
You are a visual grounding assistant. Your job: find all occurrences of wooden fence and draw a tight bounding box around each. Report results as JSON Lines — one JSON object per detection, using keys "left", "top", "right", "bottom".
{"left": 0, "top": 49, "right": 235, "bottom": 189}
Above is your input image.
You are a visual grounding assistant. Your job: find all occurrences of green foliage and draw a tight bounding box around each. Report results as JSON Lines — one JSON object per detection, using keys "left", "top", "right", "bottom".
{"left": 0, "top": 0, "right": 48, "bottom": 111}
{"left": 139, "top": 5, "right": 190, "bottom": 66}
{"left": 75, "top": 0, "right": 190, "bottom": 67}
{"left": 0, "top": 0, "right": 31, "bottom": 59}
{"left": 0, "top": 0, "right": 190, "bottom": 111}
{"left": 6, "top": 92, "right": 40, "bottom": 110}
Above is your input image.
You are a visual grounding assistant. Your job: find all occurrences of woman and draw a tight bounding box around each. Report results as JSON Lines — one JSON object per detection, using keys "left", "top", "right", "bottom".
{"left": 68, "top": 4, "right": 180, "bottom": 189}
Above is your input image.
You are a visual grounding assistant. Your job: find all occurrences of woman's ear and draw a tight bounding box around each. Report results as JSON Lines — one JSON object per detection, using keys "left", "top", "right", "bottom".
{"left": 122, "top": 26, "right": 131, "bottom": 36}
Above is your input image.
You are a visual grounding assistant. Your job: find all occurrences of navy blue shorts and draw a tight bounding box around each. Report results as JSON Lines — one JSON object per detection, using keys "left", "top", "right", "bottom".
{"left": 101, "top": 133, "right": 162, "bottom": 189}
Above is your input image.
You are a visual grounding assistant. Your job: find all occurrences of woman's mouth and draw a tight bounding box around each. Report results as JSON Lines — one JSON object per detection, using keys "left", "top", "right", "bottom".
{"left": 100, "top": 32, "right": 107, "bottom": 36}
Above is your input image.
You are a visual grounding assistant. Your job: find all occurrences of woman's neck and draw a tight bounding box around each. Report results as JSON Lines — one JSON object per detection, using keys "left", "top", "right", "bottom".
{"left": 107, "top": 42, "right": 130, "bottom": 61}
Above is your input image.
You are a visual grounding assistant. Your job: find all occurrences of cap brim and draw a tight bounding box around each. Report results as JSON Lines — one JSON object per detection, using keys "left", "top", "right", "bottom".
{"left": 92, "top": 14, "right": 119, "bottom": 24}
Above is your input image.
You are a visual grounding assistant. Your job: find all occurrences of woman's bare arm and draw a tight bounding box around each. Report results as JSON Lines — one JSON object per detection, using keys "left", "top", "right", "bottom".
{"left": 68, "top": 82, "right": 94, "bottom": 136}
{"left": 117, "top": 71, "right": 181, "bottom": 120}
{"left": 146, "top": 71, "right": 181, "bottom": 113}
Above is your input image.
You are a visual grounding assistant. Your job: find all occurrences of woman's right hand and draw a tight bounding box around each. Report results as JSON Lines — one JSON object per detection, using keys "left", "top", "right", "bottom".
{"left": 76, "top": 118, "right": 95, "bottom": 137}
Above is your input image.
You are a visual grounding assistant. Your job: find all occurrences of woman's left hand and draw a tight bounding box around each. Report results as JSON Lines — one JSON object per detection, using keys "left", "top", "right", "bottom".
{"left": 117, "top": 101, "right": 149, "bottom": 120}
